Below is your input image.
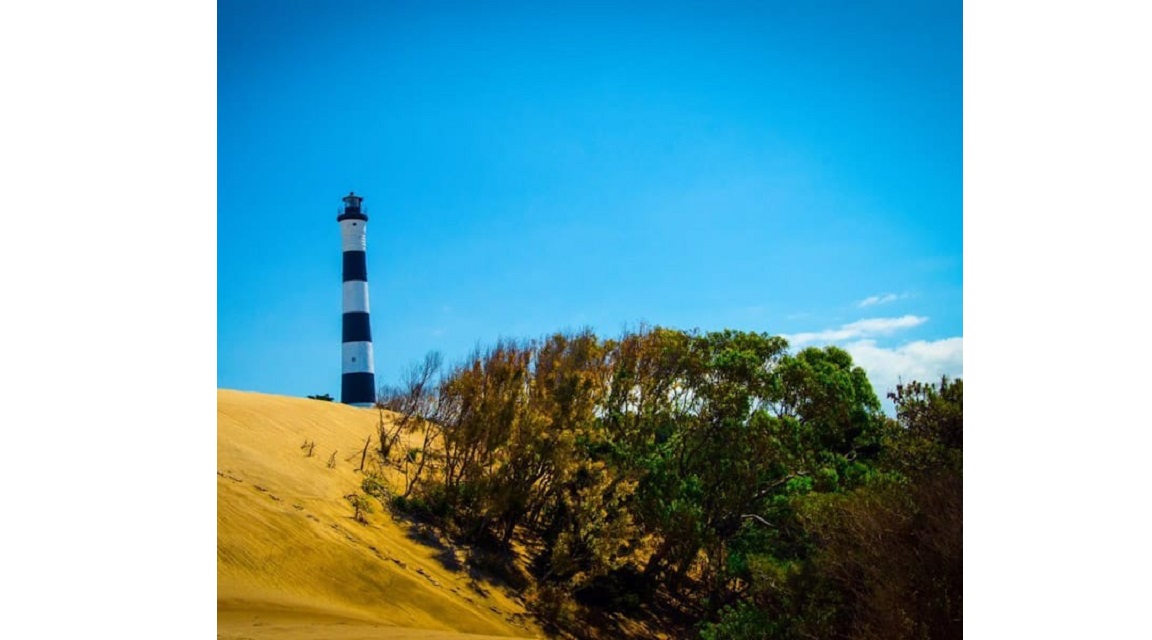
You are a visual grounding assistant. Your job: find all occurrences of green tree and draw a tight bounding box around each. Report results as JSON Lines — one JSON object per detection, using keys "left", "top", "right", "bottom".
{"left": 722, "top": 376, "right": 962, "bottom": 640}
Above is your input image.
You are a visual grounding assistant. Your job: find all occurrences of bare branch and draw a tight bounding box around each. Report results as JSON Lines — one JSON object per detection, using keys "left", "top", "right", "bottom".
{"left": 741, "top": 514, "right": 776, "bottom": 528}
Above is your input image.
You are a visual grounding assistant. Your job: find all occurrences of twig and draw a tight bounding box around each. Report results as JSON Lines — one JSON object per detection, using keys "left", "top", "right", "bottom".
{"left": 358, "top": 435, "right": 371, "bottom": 472}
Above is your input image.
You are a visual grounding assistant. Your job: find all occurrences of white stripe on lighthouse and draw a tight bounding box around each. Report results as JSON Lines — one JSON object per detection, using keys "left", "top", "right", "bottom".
{"left": 342, "top": 341, "right": 375, "bottom": 374}
{"left": 342, "top": 280, "right": 370, "bottom": 313}
{"left": 340, "top": 220, "right": 367, "bottom": 251}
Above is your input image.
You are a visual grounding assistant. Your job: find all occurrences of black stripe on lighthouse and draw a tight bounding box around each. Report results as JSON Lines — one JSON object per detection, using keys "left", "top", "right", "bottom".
{"left": 342, "top": 251, "right": 368, "bottom": 282}
{"left": 338, "top": 192, "right": 376, "bottom": 407}
{"left": 342, "top": 372, "right": 376, "bottom": 406}
{"left": 342, "top": 312, "right": 372, "bottom": 342}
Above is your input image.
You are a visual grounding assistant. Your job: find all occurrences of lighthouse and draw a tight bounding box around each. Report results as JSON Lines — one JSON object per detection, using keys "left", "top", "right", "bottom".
{"left": 338, "top": 192, "right": 376, "bottom": 407}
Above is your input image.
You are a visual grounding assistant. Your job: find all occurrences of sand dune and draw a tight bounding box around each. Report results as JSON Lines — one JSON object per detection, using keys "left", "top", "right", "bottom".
{"left": 218, "top": 389, "right": 542, "bottom": 639}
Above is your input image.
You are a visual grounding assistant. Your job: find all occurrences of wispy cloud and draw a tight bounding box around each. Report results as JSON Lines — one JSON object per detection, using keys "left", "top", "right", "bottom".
{"left": 844, "top": 337, "right": 963, "bottom": 403}
{"left": 785, "top": 315, "right": 928, "bottom": 346}
{"left": 784, "top": 313, "right": 959, "bottom": 415}
{"left": 857, "top": 292, "right": 905, "bottom": 308}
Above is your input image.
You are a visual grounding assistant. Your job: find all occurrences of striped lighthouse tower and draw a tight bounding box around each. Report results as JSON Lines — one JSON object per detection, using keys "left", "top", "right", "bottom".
{"left": 338, "top": 192, "right": 376, "bottom": 407}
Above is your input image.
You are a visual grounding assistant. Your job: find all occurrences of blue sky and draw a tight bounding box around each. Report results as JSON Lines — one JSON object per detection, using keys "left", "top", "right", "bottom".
{"left": 217, "top": 0, "right": 962, "bottom": 409}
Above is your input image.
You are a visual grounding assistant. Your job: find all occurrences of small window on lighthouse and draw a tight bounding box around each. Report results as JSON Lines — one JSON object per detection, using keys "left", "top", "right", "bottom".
{"left": 351, "top": 357, "right": 356, "bottom": 362}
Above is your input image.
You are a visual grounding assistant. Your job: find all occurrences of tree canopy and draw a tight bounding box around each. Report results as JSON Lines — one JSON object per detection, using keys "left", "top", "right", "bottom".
{"left": 372, "top": 326, "right": 962, "bottom": 639}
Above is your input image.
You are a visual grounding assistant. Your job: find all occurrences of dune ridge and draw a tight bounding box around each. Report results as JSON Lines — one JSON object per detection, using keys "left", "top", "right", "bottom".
{"left": 218, "top": 389, "right": 541, "bottom": 639}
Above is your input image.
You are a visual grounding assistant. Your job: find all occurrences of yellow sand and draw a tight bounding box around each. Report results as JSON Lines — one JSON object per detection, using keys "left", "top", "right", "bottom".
{"left": 218, "top": 389, "right": 542, "bottom": 639}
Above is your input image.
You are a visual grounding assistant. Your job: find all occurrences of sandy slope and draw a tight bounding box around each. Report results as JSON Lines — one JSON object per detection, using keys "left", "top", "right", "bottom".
{"left": 218, "top": 389, "right": 542, "bottom": 639}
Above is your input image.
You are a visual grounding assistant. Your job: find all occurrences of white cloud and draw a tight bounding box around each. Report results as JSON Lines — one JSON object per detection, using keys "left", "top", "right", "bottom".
{"left": 858, "top": 292, "right": 904, "bottom": 307}
{"left": 786, "top": 315, "right": 928, "bottom": 346}
{"left": 783, "top": 315, "right": 959, "bottom": 415}
{"left": 844, "top": 337, "right": 964, "bottom": 407}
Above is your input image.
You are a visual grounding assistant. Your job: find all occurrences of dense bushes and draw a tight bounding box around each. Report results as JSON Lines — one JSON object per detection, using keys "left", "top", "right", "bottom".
{"left": 375, "top": 326, "right": 961, "bottom": 638}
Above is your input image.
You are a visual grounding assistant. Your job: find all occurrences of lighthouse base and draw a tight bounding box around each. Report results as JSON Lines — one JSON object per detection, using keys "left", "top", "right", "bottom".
{"left": 341, "top": 371, "right": 376, "bottom": 406}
